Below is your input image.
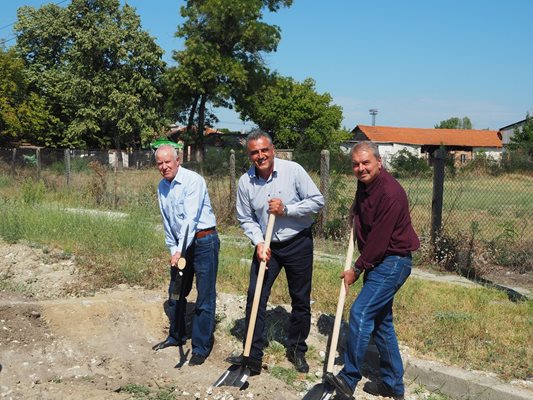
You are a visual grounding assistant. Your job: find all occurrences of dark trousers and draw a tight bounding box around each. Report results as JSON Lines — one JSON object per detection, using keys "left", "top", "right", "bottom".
{"left": 168, "top": 232, "right": 219, "bottom": 356}
{"left": 245, "top": 229, "right": 313, "bottom": 359}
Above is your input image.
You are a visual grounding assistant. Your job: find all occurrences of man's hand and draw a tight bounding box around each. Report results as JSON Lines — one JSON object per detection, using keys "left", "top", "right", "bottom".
{"left": 256, "top": 242, "right": 272, "bottom": 268}
{"left": 170, "top": 251, "right": 181, "bottom": 268}
{"left": 340, "top": 268, "right": 361, "bottom": 292}
{"left": 268, "top": 198, "right": 285, "bottom": 216}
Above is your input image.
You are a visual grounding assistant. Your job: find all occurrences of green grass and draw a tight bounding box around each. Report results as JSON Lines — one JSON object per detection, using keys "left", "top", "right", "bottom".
{"left": 0, "top": 199, "right": 168, "bottom": 289}
{"left": 118, "top": 383, "right": 177, "bottom": 399}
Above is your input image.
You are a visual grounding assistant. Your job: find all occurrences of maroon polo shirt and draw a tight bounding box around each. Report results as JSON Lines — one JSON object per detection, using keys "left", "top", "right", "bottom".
{"left": 352, "top": 169, "right": 420, "bottom": 270}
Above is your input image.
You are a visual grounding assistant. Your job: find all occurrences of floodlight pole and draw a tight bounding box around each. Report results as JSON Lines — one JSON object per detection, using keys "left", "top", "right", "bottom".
{"left": 369, "top": 109, "right": 378, "bottom": 126}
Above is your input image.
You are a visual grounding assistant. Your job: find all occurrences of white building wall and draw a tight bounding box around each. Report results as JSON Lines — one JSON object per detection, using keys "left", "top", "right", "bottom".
{"left": 378, "top": 143, "right": 421, "bottom": 167}
{"left": 472, "top": 147, "right": 502, "bottom": 160}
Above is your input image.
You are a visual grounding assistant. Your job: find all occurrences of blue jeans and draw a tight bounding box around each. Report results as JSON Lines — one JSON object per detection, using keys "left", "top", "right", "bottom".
{"left": 338, "top": 255, "right": 412, "bottom": 395}
{"left": 168, "top": 232, "right": 219, "bottom": 357}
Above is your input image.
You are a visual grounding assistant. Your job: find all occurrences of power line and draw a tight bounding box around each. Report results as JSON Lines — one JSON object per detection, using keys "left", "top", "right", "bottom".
{"left": 0, "top": 0, "right": 71, "bottom": 33}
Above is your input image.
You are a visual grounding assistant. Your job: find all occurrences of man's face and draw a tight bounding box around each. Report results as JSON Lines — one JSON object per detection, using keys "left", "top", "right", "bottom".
{"left": 351, "top": 149, "right": 382, "bottom": 184}
{"left": 156, "top": 148, "right": 179, "bottom": 182}
{"left": 247, "top": 137, "right": 275, "bottom": 178}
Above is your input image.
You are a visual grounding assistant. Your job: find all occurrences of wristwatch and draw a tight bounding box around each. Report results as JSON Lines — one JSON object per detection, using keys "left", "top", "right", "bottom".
{"left": 283, "top": 205, "right": 288, "bottom": 216}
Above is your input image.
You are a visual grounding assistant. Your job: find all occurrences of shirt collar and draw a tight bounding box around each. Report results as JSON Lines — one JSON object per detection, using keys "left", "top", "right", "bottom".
{"left": 248, "top": 158, "right": 279, "bottom": 182}
{"left": 162, "top": 166, "right": 183, "bottom": 188}
{"left": 358, "top": 168, "right": 385, "bottom": 195}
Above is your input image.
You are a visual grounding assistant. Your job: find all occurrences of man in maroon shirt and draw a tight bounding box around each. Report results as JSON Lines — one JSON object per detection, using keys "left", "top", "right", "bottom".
{"left": 325, "top": 141, "right": 420, "bottom": 400}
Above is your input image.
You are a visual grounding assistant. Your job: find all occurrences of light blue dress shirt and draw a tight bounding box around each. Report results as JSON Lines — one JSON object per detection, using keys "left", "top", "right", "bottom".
{"left": 236, "top": 157, "right": 325, "bottom": 245}
{"left": 158, "top": 166, "right": 217, "bottom": 255}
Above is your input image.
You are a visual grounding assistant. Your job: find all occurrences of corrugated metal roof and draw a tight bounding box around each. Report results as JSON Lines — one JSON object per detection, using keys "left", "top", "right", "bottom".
{"left": 353, "top": 125, "right": 502, "bottom": 147}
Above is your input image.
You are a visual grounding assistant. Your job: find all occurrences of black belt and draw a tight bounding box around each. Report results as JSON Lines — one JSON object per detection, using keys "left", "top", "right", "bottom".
{"left": 385, "top": 251, "right": 412, "bottom": 258}
{"left": 270, "top": 227, "right": 312, "bottom": 248}
{"left": 195, "top": 227, "right": 216, "bottom": 239}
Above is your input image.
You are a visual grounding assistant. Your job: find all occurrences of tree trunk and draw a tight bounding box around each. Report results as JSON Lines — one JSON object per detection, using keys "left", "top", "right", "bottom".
{"left": 196, "top": 94, "right": 207, "bottom": 163}
{"left": 186, "top": 96, "right": 199, "bottom": 161}
{"left": 114, "top": 135, "right": 123, "bottom": 171}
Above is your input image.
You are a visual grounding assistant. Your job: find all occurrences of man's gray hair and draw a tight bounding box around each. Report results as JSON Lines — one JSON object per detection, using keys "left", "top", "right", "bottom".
{"left": 351, "top": 141, "right": 380, "bottom": 159}
{"left": 155, "top": 144, "right": 178, "bottom": 159}
{"left": 246, "top": 129, "right": 273, "bottom": 146}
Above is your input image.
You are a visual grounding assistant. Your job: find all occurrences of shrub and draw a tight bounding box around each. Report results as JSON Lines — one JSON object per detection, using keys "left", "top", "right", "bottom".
{"left": 389, "top": 149, "right": 430, "bottom": 178}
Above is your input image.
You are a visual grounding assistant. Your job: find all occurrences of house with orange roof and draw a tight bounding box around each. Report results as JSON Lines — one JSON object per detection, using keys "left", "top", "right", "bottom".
{"left": 349, "top": 125, "right": 503, "bottom": 166}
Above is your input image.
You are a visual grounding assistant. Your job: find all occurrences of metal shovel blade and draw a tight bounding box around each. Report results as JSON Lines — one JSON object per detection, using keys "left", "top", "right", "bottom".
{"left": 302, "top": 382, "right": 334, "bottom": 400}
{"left": 213, "top": 364, "right": 251, "bottom": 388}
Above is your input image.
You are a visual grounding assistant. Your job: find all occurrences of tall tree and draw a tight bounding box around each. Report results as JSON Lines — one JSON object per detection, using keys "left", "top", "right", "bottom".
{"left": 435, "top": 116, "right": 473, "bottom": 129}
{"left": 170, "top": 0, "right": 292, "bottom": 161}
{"left": 15, "top": 0, "right": 166, "bottom": 149}
{"left": 0, "top": 47, "right": 56, "bottom": 146}
{"left": 237, "top": 75, "right": 348, "bottom": 150}
{"left": 510, "top": 112, "right": 533, "bottom": 154}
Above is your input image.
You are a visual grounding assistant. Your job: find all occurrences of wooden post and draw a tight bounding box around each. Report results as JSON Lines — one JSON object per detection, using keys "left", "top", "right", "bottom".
{"left": 318, "top": 149, "right": 330, "bottom": 236}
{"left": 11, "top": 148, "right": 16, "bottom": 176}
{"left": 229, "top": 149, "right": 236, "bottom": 207}
{"left": 64, "top": 149, "right": 71, "bottom": 186}
{"left": 36, "top": 148, "right": 41, "bottom": 180}
{"left": 431, "top": 147, "right": 446, "bottom": 247}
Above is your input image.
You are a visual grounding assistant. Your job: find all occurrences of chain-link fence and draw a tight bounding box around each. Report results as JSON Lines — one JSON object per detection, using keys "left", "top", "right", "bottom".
{"left": 1, "top": 145, "right": 531, "bottom": 274}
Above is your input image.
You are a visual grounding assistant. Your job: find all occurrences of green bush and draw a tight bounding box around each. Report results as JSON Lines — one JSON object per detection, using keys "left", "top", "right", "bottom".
{"left": 389, "top": 149, "right": 431, "bottom": 177}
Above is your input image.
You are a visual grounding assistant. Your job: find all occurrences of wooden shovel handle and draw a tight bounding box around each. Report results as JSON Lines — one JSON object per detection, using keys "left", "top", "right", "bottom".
{"left": 326, "top": 227, "right": 355, "bottom": 372}
{"left": 243, "top": 213, "right": 276, "bottom": 357}
{"left": 177, "top": 257, "right": 186, "bottom": 270}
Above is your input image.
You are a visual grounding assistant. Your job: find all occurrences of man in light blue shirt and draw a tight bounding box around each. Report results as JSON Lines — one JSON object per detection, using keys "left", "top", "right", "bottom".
{"left": 228, "top": 131, "right": 324, "bottom": 374}
{"left": 152, "top": 145, "right": 220, "bottom": 367}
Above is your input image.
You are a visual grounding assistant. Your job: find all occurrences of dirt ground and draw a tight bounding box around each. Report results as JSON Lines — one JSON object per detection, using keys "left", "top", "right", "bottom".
{"left": 0, "top": 241, "right": 529, "bottom": 400}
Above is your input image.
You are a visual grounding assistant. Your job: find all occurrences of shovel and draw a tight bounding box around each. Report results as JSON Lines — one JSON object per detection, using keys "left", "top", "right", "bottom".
{"left": 214, "top": 213, "right": 276, "bottom": 388}
{"left": 170, "top": 224, "right": 189, "bottom": 301}
{"left": 302, "top": 228, "right": 355, "bottom": 400}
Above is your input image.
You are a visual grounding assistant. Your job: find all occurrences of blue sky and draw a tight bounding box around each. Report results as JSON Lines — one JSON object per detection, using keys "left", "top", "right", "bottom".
{"left": 2, "top": 0, "right": 532, "bottom": 131}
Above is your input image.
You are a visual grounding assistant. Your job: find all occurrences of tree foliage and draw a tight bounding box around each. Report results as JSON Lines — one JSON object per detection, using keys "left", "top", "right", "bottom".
{"left": 435, "top": 116, "right": 473, "bottom": 129}
{"left": 168, "top": 0, "right": 292, "bottom": 160}
{"left": 14, "top": 0, "right": 166, "bottom": 149}
{"left": 237, "top": 75, "right": 348, "bottom": 150}
{"left": 509, "top": 112, "right": 533, "bottom": 158}
{"left": 0, "top": 48, "right": 56, "bottom": 145}
{"left": 510, "top": 112, "right": 533, "bottom": 146}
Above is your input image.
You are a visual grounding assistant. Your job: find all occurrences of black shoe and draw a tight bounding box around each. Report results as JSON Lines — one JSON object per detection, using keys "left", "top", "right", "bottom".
{"left": 363, "top": 381, "right": 404, "bottom": 400}
{"left": 152, "top": 337, "right": 185, "bottom": 351}
{"left": 225, "top": 353, "right": 263, "bottom": 374}
{"left": 189, "top": 353, "right": 206, "bottom": 366}
{"left": 324, "top": 373, "right": 355, "bottom": 399}
{"left": 286, "top": 350, "right": 309, "bottom": 373}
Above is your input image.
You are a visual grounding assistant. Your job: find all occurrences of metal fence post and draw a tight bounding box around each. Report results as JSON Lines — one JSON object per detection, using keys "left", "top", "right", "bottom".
{"left": 229, "top": 149, "right": 236, "bottom": 206}
{"left": 318, "top": 149, "right": 330, "bottom": 235}
{"left": 36, "top": 148, "right": 41, "bottom": 180}
{"left": 431, "top": 147, "right": 446, "bottom": 249}
{"left": 64, "top": 149, "right": 71, "bottom": 186}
